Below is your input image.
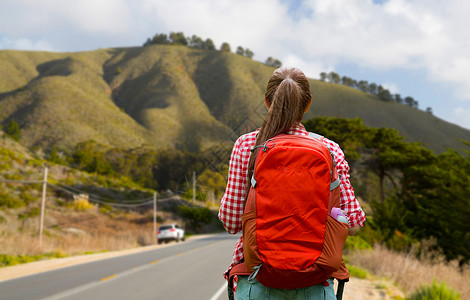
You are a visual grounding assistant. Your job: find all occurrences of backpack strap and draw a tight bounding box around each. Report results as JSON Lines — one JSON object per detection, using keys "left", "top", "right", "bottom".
{"left": 228, "top": 262, "right": 251, "bottom": 281}
{"left": 308, "top": 132, "right": 323, "bottom": 141}
{"left": 227, "top": 262, "right": 252, "bottom": 300}
{"left": 308, "top": 132, "right": 341, "bottom": 191}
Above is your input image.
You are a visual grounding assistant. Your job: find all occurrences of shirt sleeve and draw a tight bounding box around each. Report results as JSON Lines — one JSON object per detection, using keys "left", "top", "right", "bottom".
{"left": 322, "top": 138, "right": 366, "bottom": 228}
{"left": 218, "top": 137, "right": 249, "bottom": 234}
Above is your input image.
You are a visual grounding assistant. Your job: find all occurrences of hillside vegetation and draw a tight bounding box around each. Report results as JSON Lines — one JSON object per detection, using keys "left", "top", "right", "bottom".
{"left": 1, "top": 45, "right": 469, "bottom": 154}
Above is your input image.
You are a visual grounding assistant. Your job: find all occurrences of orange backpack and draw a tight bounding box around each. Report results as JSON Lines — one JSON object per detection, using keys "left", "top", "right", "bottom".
{"left": 230, "top": 134, "right": 349, "bottom": 289}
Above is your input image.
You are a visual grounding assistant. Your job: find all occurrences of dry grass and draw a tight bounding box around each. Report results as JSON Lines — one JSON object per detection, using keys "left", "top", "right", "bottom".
{"left": 348, "top": 244, "right": 469, "bottom": 299}
{"left": 0, "top": 204, "right": 165, "bottom": 258}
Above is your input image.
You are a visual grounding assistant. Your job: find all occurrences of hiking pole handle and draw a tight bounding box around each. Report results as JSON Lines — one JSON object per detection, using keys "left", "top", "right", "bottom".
{"left": 336, "top": 279, "right": 346, "bottom": 300}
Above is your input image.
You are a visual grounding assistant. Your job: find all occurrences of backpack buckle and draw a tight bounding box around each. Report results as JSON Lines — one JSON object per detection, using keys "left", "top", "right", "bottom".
{"left": 251, "top": 175, "right": 257, "bottom": 188}
{"left": 248, "top": 264, "right": 262, "bottom": 282}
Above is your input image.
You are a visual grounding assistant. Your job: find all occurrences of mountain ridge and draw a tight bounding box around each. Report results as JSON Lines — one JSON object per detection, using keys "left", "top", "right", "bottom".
{"left": 1, "top": 45, "right": 469, "bottom": 153}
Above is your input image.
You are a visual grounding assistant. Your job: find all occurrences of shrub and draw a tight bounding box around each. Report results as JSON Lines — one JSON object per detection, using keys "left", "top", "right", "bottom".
{"left": 406, "top": 280, "right": 460, "bottom": 300}
{"left": 347, "top": 265, "right": 369, "bottom": 279}
{"left": 345, "top": 235, "right": 372, "bottom": 251}
{"left": 5, "top": 120, "right": 21, "bottom": 141}
{"left": 0, "top": 192, "right": 24, "bottom": 208}
{"left": 99, "top": 204, "right": 113, "bottom": 214}
{"left": 178, "top": 206, "right": 213, "bottom": 233}
{"left": 73, "top": 198, "right": 93, "bottom": 211}
{"left": 20, "top": 191, "right": 36, "bottom": 204}
{"left": 18, "top": 207, "right": 40, "bottom": 221}
{"left": 0, "top": 252, "right": 67, "bottom": 267}
{"left": 0, "top": 147, "right": 15, "bottom": 170}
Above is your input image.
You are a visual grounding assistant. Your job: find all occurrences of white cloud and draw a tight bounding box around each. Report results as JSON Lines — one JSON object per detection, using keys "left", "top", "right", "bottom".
{"left": 382, "top": 83, "right": 399, "bottom": 94}
{"left": 1, "top": 0, "right": 470, "bottom": 128}
{"left": 0, "top": 37, "right": 56, "bottom": 51}
{"left": 282, "top": 54, "right": 332, "bottom": 80}
{"left": 0, "top": 0, "right": 131, "bottom": 36}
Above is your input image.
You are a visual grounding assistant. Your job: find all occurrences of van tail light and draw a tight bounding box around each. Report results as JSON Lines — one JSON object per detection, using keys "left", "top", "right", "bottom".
{"left": 157, "top": 231, "right": 160, "bottom": 234}
{"left": 170, "top": 228, "right": 176, "bottom": 232}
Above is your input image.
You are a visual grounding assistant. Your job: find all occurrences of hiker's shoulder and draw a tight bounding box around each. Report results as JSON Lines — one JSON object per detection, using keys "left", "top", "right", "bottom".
{"left": 234, "top": 130, "right": 258, "bottom": 150}
{"left": 320, "top": 136, "right": 341, "bottom": 151}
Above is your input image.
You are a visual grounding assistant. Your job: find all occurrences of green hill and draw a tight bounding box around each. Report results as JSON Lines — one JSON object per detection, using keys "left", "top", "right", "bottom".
{"left": 1, "top": 45, "right": 469, "bottom": 153}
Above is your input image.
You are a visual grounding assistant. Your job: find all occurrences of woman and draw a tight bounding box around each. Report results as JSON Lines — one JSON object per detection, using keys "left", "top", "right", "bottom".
{"left": 219, "top": 67, "right": 365, "bottom": 299}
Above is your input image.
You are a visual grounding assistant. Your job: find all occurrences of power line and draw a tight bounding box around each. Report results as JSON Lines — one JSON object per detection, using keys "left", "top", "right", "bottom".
{"left": 51, "top": 183, "right": 154, "bottom": 203}
{"left": 47, "top": 183, "right": 154, "bottom": 208}
{"left": 1, "top": 176, "right": 195, "bottom": 207}
{"left": 0, "top": 179, "right": 42, "bottom": 184}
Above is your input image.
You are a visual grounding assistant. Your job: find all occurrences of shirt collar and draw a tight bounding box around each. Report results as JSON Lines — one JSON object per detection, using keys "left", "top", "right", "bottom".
{"left": 286, "top": 122, "right": 308, "bottom": 136}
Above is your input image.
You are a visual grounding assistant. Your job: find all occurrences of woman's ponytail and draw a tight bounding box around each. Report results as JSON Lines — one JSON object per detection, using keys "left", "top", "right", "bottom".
{"left": 246, "top": 67, "right": 312, "bottom": 189}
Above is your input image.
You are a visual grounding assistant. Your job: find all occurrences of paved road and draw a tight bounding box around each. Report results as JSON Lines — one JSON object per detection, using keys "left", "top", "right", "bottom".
{"left": 0, "top": 233, "right": 239, "bottom": 300}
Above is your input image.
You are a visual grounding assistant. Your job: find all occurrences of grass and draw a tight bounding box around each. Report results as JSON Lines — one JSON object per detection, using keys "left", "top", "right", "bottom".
{"left": 347, "top": 264, "right": 370, "bottom": 279}
{"left": 406, "top": 280, "right": 461, "bottom": 300}
{"left": 348, "top": 244, "right": 469, "bottom": 299}
{"left": 0, "top": 252, "right": 67, "bottom": 267}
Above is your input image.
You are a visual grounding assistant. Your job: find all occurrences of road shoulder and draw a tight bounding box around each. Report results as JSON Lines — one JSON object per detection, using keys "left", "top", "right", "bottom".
{"left": 0, "top": 234, "right": 213, "bottom": 282}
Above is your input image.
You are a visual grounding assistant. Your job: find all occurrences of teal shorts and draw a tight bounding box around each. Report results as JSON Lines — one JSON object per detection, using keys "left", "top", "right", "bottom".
{"left": 236, "top": 276, "right": 336, "bottom": 300}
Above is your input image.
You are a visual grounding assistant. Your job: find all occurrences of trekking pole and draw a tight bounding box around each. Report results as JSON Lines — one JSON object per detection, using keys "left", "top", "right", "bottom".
{"left": 336, "top": 280, "right": 345, "bottom": 300}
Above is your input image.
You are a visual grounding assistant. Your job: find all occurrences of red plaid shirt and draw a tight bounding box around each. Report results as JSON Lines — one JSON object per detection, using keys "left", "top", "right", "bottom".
{"left": 218, "top": 122, "right": 366, "bottom": 278}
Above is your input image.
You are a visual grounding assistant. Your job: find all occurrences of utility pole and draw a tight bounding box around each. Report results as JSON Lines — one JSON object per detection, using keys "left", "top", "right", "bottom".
{"left": 38, "top": 166, "right": 48, "bottom": 247}
{"left": 153, "top": 192, "right": 157, "bottom": 245}
{"left": 192, "top": 171, "right": 196, "bottom": 202}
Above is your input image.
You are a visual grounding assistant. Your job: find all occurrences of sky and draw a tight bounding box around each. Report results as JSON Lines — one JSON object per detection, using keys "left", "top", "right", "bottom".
{"left": 1, "top": 0, "right": 469, "bottom": 131}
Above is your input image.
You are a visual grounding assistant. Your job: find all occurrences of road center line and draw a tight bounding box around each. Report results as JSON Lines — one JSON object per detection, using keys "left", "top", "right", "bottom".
{"left": 100, "top": 274, "right": 117, "bottom": 281}
{"left": 209, "top": 283, "right": 227, "bottom": 300}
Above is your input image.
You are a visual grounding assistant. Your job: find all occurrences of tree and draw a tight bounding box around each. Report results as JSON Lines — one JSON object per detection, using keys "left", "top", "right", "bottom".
{"left": 327, "top": 72, "right": 340, "bottom": 84}
{"left": 265, "top": 57, "right": 282, "bottom": 68}
{"left": 197, "top": 169, "right": 226, "bottom": 200}
{"left": 368, "top": 83, "right": 378, "bottom": 95}
{"left": 357, "top": 80, "right": 369, "bottom": 93}
{"left": 394, "top": 94, "right": 403, "bottom": 104}
{"left": 236, "top": 46, "right": 244, "bottom": 55}
{"left": 404, "top": 96, "right": 414, "bottom": 107}
{"left": 143, "top": 38, "right": 152, "bottom": 46}
{"left": 188, "top": 35, "right": 204, "bottom": 49}
{"left": 220, "top": 42, "right": 231, "bottom": 52}
{"left": 341, "top": 76, "right": 355, "bottom": 87}
{"left": 244, "top": 48, "right": 254, "bottom": 59}
{"left": 48, "top": 147, "right": 66, "bottom": 165}
{"left": 178, "top": 206, "right": 213, "bottom": 233}
{"left": 5, "top": 120, "right": 20, "bottom": 141}
{"left": 305, "top": 116, "right": 470, "bottom": 263}
{"left": 203, "top": 39, "right": 215, "bottom": 50}
{"left": 151, "top": 33, "right": 169, "bottom": 45}
{"left": 319, "top": 72, "right": 327, "bottom": 81}
{"left": 72, "top": 140, "right": 113, "bottom": 175}
{"left": 169, "top": 32, "right": 187, "bottom": 45}
{"left": 378, "top": 89, "right": 393, "bottom": 102}
{"left": 426, "top": 107, "right": 433, "bottom": 114}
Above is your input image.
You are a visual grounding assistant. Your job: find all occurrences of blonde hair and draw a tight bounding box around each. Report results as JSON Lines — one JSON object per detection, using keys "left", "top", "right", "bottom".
{"left": 247, "top": 67, "right": 311, "bottom": 185}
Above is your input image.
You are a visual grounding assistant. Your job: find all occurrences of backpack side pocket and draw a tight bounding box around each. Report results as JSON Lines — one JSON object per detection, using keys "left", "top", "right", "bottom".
{"left": 315, "top": 214, "right": 348, "bottom": 274}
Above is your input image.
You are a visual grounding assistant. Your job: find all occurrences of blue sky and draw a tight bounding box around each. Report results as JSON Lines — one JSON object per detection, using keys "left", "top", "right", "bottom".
{"left": 1, "top": 0, "right": 469, "bottom": 131}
